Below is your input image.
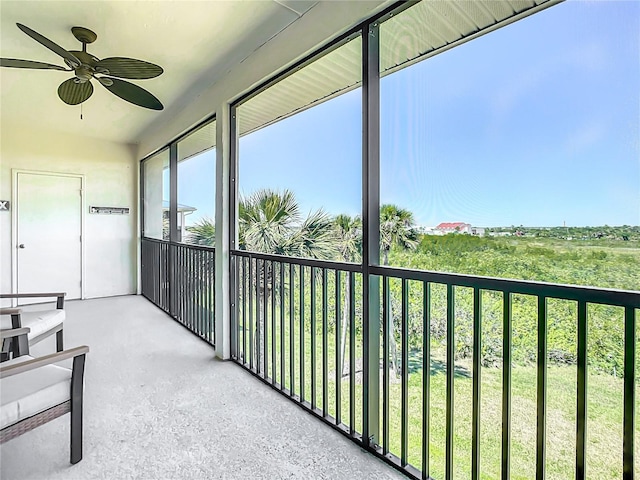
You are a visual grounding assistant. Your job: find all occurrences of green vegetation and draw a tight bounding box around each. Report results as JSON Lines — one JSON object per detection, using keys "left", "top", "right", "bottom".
{"left": 239, "top": 297, "right": 639, "bottom": 480}
{"left": 193, "top": 189, "right": 640, "bottom": 479}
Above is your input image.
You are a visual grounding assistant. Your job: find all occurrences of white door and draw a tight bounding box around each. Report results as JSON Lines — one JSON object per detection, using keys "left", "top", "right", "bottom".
{"left": 16, "top": 172, "right": 82, "bottom": 300}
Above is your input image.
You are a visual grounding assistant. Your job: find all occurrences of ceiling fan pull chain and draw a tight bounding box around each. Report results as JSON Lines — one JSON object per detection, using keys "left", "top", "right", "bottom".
{"left": 80, "top": 102, "right": 83, "bottom": 120}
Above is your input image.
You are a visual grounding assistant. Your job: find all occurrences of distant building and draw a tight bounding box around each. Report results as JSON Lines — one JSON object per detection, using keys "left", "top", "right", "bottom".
{"left": 435, "top": 222, "right": 485, "bottom": 236}
{"left": 162, "top": 200, "right": 197, "bottom": 241}
{"left": 436, "top": 222, "right": 472, "bottom": 234}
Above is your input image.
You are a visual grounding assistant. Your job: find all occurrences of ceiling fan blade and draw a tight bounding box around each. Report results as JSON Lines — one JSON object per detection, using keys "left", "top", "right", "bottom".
{"left": 1, "top": 58, "right": 69, "bottom": 71}
{"left": 95, "top": 57, "right": 163, "bottom": 79}
{"left": 16, "top": 23, "right": 81, "bottom": 68}
{"left": 58, "top": 78, "right": 94, "bottom": 105}
{"left": 99, "top": 77, "right": 163, "bottom": 110}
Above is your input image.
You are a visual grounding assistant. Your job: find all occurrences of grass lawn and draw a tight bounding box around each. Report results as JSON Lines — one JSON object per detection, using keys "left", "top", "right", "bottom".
{"left": 239, "top": 312, "right": 639, "bottom": 479}
{"left": 386, "top": 361, "right": 639, "bottom": 479}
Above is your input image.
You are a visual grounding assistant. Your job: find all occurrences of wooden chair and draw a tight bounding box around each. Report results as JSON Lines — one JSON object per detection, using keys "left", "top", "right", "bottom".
{"left": 0, "top": 293, "right": 66, "bottom": 360}
{"left": 0, "top": 327, "right": 89, "bottom": 464}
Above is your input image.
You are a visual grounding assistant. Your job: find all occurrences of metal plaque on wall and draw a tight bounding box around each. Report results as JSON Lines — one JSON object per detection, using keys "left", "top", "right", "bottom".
{"left": 89, "top": 206, "right": 130, "bottom": 215}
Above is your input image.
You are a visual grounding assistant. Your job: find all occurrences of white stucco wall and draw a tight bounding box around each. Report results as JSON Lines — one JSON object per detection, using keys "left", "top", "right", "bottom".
{"left": 0, "top": 125, "right": 138, "bottom": 299}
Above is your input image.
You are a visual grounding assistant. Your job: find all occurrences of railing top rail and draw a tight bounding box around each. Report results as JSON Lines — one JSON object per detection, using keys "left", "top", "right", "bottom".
{"left": 142, "top": 236, "right": 168, "bottom": 244}
{"left": 371, "top": 265, "right": 640, "bottom": 308}
{"left": 173, "top": 242, "right": 216, "bottom": 253}
{"left": 142, "top": 237, "right": 216, "bottom": 253}
{"left": 231, "top": 249, "right": 362, "bottom": 273}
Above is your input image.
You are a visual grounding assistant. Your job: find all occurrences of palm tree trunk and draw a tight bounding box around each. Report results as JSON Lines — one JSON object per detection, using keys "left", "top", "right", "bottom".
{"left": 389, "top": 301, "right": 399, "bottom": 378}
{"left": 255, "top": 296, "right": 264, "bottom": 373}
{"left": 340, "top": 277, "right": 350, "bottom": 376}
{"left": 383, "top": 249, "right": 400, "bottom": 379}
{"left": 254, "top": 264, "right": 270, "bottom": 375}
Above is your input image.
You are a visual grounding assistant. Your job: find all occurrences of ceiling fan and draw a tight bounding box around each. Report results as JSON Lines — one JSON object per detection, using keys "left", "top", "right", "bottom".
{"left": 0, "top": 23, "right": 164, "bottom": 110}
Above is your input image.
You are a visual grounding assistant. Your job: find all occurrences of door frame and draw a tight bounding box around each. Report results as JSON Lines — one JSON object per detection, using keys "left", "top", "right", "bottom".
{"left": 11, "top": 169, "right": 86, "bottom": 300}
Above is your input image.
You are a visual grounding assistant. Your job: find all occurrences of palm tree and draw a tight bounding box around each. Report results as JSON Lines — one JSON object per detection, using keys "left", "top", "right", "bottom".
{"left": 239, "top": 188, "right": 337, "bottom": 368}
{"left": 380, "top": 204, "right": 418, "bottom": 265}
{"left": 379, "top": 204, "right": 418, "bottom": 377}
{"left": 185, "top": 216, "right": 216, "bottom": 246}
{"left": 334, "top": 214, "right": 362, "bottom": 375}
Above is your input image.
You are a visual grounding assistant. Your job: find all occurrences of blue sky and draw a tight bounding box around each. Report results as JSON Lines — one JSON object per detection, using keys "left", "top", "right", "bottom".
{"left": 183, "top": 0, "right": 639, "bottom": 228}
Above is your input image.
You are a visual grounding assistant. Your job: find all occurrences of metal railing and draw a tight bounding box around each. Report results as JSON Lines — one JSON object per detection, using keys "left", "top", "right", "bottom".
{"left": 141, "top": 237, "right": 215, "bottom": 346}
{"left": 231, "top": 250, "right": 640, "bottom": 480}
{"left": 231, "top": 250, "right": 365, "bottom": 435}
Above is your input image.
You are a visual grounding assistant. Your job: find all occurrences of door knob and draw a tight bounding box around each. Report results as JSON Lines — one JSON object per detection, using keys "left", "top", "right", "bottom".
{"left": 18, "top": 244, "right": 25, "bottom": 249}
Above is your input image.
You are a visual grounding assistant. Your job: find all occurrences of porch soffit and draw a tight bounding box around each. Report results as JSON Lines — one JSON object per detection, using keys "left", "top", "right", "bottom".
{"left": 0, "top": 0, "right": 317, "bottom": 144}
{"left": 237, "top": 0, "right": 562, "bottom": 137}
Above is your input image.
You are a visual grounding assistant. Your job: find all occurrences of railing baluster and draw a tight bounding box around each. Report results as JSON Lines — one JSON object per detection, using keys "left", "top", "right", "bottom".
{"left": 186, "top": 245, "right": 190, "bottom": 322}
{"left": 383, "top": 275, "right": 390, "bottom": 455}
{"left": 311, "top": 266, "right": 317, "bottom": 408}
{"left": 186, "top": 247, "right": 190, "bottom": 327}
{"left": 280, "top": 262, "right": 285, "bottom": 389}
{"left": 189, "top": 247, "right": 194, "bottom": 328}
{"left": 204, "top": 250, "right": 208, "bottom": 339}
{"left": 472, "top": 287, "right": 482, "bottom": 480}
{"left": 272, "top": 260, "right": 277, "bottom": 385}
{"left": 243, "top": 257, "right": 248, "bottom": 365}
{"left": 249, "top": 257, "right": 254, "bottom": 371}
{"left": 191, "top": 248, "right": 195, "bottom": 329}
{"left": 623, "top": 306, "right": 636, "bottom": 480}
{"left": 336, "top": 269, "right": 342, "bottom": 425}
{"left": 156, "top": 242, "right": 159, "bottom": 302}
{"left": 576, "top": 300, "right": 588, "bottom": 480}
{"left": 200, "top": 250, "right": 205, "bottom": 337}
{"left": 198, "top": 250, "right": 202, "bottom": 336}
{"left": 300, "top": 265, "right": 306, "bottom": 402}
{"left": 263, "top": 259, "right": 268, "bottom": 378}
{"left": 446, "top": 284, "right": 455, "bottom": 480}
{"left": 253, "top": 258, "right": 265, "bottom": 376}
{"left": 502, "top": 291, "right": 512, "bottom": 480}
{"left": 202, "top": 250, "right": 207, "bottom": 337}
{"left": 214, "top": 252, "right": 219, "bottom": 345}
{"left": 536, "top": 296, "right": 548, "bottom": 480}
{"left": 322, "top": 268, "right": 329, "bottom": 417}
{"left": 423, "top": 281, "right": 430, "bottom": 480}
{"left": 193, "top": 249, "right": 198, "bottom": 333}
{"left": 232, "top": 255, "right": 238, "bottom": 358}
{"left": 401, "top": 278, "right": 409, "bottom": 467}
{"left": 349, "top": 271, "right": 356, "bottom": 434}
{"left": 290, "top": 263, "right": 295, "bottom": 396}
{"left": 178, "top": 246, "right": 186, "bottom": 325}
{"left": 174, "top": 245, "right": 178, "bottom": 321}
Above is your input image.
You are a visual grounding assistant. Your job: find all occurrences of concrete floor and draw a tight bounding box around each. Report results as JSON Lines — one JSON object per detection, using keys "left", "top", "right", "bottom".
{"left": 1, "top": 295, "right": 405, "bottom": 480}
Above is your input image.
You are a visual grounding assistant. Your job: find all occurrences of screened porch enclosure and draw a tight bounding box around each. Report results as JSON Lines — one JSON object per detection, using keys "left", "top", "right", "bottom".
{"left": 140, "top": 1, "right": 640, "bottom": 479}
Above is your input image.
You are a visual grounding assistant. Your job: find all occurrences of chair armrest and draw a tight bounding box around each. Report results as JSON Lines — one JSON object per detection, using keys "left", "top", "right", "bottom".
{"left": 0, "top": 345, "right": 89, "bottom": 378}
{"left": 0, "top": 293, "right": 66, "bottom": 299}
{"left": 0, "top": 308, "right": 22, "bottom": 315}
{"left": 0, "top": 292, "right": 66, "bottom": 309}
{"left": 0, "top": 327, "right": 30, "bottom": 340}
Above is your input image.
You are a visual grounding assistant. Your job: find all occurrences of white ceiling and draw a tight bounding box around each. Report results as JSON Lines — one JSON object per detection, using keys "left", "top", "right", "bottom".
{"left": 0, "top": 0, "right": 319, "bottom": 144}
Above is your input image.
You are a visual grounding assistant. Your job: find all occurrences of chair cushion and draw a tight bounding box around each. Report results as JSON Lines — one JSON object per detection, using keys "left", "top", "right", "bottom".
{"left": 0, "top": 355, "right": 71, "bottom": 429}
{"left": 0, "top": 309, "right": 65, "bottom": 340}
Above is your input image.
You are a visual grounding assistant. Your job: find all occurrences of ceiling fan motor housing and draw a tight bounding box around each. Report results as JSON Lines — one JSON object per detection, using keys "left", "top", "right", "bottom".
{"left": 66, "top": 51, "right": 100, "bottom": 83}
